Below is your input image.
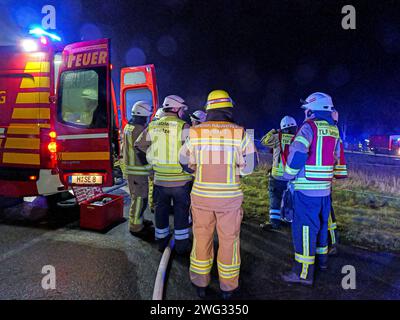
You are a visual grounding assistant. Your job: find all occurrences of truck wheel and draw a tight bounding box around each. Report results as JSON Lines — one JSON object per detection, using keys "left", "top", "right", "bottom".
{"left": 45, "top": 191, "right": 75, "bottom": 212}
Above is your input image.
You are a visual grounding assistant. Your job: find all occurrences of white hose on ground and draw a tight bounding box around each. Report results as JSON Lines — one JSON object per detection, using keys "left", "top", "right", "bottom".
{"left": 152, "top": 237, "right": 175, "bottom": 300}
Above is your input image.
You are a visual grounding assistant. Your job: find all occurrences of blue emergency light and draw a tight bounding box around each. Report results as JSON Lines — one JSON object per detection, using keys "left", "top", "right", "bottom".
{"left": 29, "top": 27, "right": 61, "bottom": 42}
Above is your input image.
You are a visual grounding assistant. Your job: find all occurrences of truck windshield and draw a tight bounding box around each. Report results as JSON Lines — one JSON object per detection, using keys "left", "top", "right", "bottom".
{"left": 58, "top": 68, "right": 107, "bottom": 128}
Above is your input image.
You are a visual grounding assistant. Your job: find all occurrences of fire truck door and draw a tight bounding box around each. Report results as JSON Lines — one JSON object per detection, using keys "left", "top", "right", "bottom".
{"left": 120, "top": 65, "right": 158, "bottom": 130}
{"left": 55, "top": 39, "right": 114, "bottom": 187}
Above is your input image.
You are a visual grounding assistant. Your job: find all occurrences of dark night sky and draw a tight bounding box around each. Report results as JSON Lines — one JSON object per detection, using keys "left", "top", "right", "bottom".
{"left": 1, "top": 0, "right": 400, "bottom": 140}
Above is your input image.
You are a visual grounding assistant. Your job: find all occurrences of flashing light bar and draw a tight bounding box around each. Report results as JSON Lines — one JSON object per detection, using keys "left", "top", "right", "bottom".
{"left": 29, "top": 27, "right": 61, "bottom": 42}
{"left": 21, "top": 39, "right": 39, "bottom": 52}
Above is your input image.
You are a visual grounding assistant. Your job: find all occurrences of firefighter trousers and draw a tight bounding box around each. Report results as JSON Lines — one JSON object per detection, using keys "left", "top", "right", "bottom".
{"left": 127, "top": 175, "right": 149, "bottom": 233}
{"left": 268, "top": 176, "right": 288, "bottom": 223}
{"left": 190, "top": 196, "right": 243, "bottom": 292}
{"left": 154, "top": 182, "right": 192, "bottom": 254}
{"left": 292, "top": 191, "right": 331, "bottom": 280}
{"left": 328, "top": 203, "right": 338, "bottom": 247}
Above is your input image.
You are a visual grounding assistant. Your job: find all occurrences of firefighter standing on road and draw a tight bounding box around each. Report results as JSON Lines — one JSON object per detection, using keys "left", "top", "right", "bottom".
{"left": 281, "top": 92, "right": 344, "bottom": 286}
{"left": 135, "top": 95, "right": 193, "bottom": 255}
{"left": 260, "top": 116, "right": 298, "bottom": 230}
{"left": 123, "top": 101, "right": 154, "bottom": 240}
{"left": 180, "top": 90, "right": 258, "bottom": 300}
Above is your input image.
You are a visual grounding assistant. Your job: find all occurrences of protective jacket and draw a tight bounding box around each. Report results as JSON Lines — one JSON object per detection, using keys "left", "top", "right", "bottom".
{"left": 123, "top": 123, "right": 152, "bottom": 176}
{"left": 261, "top": 130, "right": 294, "bottom": 180}
{"left": 284, "top": 115, "right": 343, "bottom": 196}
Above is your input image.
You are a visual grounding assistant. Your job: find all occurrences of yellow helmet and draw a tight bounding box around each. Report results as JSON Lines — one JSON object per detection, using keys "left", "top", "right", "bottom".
{"left": 205, "top": 90, "right": 234, "bottom": 110}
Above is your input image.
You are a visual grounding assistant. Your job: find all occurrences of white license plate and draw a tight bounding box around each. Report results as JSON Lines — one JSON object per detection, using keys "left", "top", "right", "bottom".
{"left": 69, "top": 175, "right": 103, "bottom": 185}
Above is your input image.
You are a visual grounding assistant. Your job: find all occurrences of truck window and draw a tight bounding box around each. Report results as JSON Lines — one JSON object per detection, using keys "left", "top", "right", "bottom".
{"left": 58, "top": 68, "right": 107, "bottom": 128}
{"left": 125, "top": 88, "right": 153, "bottom": 121}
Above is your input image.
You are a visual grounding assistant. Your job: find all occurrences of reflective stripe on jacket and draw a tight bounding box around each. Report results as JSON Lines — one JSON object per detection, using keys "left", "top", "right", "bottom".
{"left": 147, "top": 116, "right": 192, "bottom": 182}
{"left": 333, "top": 140, "right": 348, "bottom": 178}
{"left": 123, "top": 123, "right": 151, "bottom": 176}
{"left": 284, "top": 119, "right": 341, "bottom": 193}
{"left": 183, "top": 121, "right": 256, "bottom": 199}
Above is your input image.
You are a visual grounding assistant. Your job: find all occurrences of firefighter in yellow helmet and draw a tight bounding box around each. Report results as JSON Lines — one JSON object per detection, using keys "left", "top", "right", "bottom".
{"left": 180, "top": 90, "right": 258, "bottom": 299}
{"left": 135, "top": 95, "right": 193, "bottom": 255}
{"left": 123, "top": 101, "right": 154, "bottom": 240}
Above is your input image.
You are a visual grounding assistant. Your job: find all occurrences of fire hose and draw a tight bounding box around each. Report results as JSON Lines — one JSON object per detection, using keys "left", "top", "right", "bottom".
{"left": 152, "top": 237, "right": 175, "bottom": 300}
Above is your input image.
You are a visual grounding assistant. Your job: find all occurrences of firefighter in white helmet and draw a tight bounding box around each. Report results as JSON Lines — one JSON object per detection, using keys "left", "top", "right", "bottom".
{"left": 281, "top": 92, "right": 345, "bottom": 285}
{"left": 135, "top": 95, "right": 193, "bottom": 255}
{"left": 260, "top": 116, "right": 298, "bottom": 230}
{"left": 123, "top": 100, "right": 154, "bottom": 240}
{"left": 190, "top": 110, "right": 207, "bottom": 126}
{"left": 180, "top": 90, "right": 258, "bottom": 299}
{"left": 153, "top": 108, "right": 166, "bottom": 121}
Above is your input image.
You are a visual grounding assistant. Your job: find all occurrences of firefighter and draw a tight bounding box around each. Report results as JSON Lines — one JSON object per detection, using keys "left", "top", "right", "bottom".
{"left": 153, "top": 108, "right": 166, "bottom": 121}
{"left": 180, "top": 90, "right": 258, "bottom": 300}
{"left": 135, "top": 95, "right": 193, "bottom": 255}
{"left": 281, "top": 92, "right": 344, "bottom": 286}
{"left": 328, "top": 110, "right": 348, "bottom": 255}
{"left": 189, "top": 110, "right": 207, "bottom": 126}
{"left": 148, "top": 108, "right": 166, "bottom": 213}
{"left": 260, "top": 116, "right": 298, "bottom": 230}
{"left": 123, "top": 101, "right": 154, "bottom": 240}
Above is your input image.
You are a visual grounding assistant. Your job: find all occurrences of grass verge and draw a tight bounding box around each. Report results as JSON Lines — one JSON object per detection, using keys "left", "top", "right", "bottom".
{"left": 241, "top": 167, "right": 400, "bottom": 252}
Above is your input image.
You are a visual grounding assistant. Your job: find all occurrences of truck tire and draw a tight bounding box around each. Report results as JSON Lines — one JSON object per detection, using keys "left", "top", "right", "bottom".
{"left": 45, "top": 191, "right": 75, "bottom": 212}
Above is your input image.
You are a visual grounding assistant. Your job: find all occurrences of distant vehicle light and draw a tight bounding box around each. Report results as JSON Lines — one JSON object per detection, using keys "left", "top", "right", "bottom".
{"left": 21, "top": 39, "right": 38, "bottom": 52}
{"left": 48, "top": 142, "right": 57, "bottom": 153}
{"left": 29, "top": 27, "right": 61, "bottom": 42}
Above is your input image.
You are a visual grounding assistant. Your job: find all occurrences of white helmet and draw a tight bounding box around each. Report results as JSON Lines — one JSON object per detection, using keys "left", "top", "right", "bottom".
{"left": 131, "top": 100, "right": 152, "bottom": 117}
{"left": 162, "top": 95, "right": 188, "bottom": 111}
{"left": 153, "top": 108, "right": 166, "bottom": 120}
{"left": 280, "top": 116, "right": 297, "bottom": 130}
{"left": 190, "top": 110, "right": 207, "bottom": 123}
{"left": 301, "top": 92, "right": 334, "bottom": 112}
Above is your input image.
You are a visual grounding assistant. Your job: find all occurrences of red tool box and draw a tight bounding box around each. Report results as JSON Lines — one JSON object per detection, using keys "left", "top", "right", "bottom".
{"left": 80, "top": 193, "right": 124, "bottom": 231}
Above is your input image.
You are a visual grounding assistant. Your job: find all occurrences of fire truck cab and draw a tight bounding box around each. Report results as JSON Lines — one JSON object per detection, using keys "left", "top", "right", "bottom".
{"left": 0, "top": 32, "right": 158, "bottom": 198}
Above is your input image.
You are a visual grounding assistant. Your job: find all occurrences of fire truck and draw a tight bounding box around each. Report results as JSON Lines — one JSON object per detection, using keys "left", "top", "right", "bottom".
{"left": 369, "top": 135, "right": 400, "bottom": 156}
{"left": 0, "top": 29, "right": 158, "bottom": 198}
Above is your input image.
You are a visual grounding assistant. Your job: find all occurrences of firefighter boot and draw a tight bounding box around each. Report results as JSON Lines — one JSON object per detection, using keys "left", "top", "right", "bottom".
{"left": 317, "top": 254, "right": 328, "bottom": 271}
{"left": 221, "top": 287, "right": 240, "bottom": 300}
{"left": 281, "top": 271, "right": 313, "bottom": 286}
{"left": 192, "top": 284, "right": 208, "bottom": 299}
{"left": 328, "top": 245, "right": 339, "bottom": 256}
{"left": 157, "top": 234, "right": 172, "bottom": 253}
{"left": 130, "top": 225, "right": 155, "bottom": 242}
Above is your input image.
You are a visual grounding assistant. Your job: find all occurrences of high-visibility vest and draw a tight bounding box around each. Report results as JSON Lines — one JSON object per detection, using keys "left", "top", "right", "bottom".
{"left": 147, "top": 116, "right": 192, "bottom": 182}
{"left": 123, "top": 123, "right": 152, "bottom": 176}
{"left": 271, "top": 132, "right": 294, "bottom": 178}
{"left": 292, "top": 120, "right": 339, "bottom": 190}
{"left": 189, "top": 121, "right": 250, "bottom": 199}
{"left": 333, "top": 139, "right": 348, "bottom": 179}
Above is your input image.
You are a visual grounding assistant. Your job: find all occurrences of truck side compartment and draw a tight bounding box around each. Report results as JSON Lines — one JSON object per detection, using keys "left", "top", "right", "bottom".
{"left": 0, "top": 47, "right": 63, "bottom": 197}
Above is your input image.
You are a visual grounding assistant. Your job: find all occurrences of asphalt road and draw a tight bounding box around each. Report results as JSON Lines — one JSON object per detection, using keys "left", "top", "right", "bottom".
{"left": 0, "top": 186, "right": 399, "bottom": 300}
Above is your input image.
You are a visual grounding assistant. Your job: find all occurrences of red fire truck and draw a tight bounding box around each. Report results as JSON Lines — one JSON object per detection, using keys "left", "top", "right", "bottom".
{"left": 369, "top": 135, "right": 400, "bottom": 156}
{"left": 0, "top": 30, "right": 158, "bottom": 198}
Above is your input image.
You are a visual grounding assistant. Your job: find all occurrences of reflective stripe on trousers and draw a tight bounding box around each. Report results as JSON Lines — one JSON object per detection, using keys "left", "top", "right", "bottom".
{"left": 189, "top": 196, "right": 243, "bottom": 292}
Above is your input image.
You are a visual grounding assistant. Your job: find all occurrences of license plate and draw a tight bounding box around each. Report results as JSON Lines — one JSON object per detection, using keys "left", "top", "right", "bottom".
{"left": 69, "top": 175, "right": 103, "bottom": 185}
